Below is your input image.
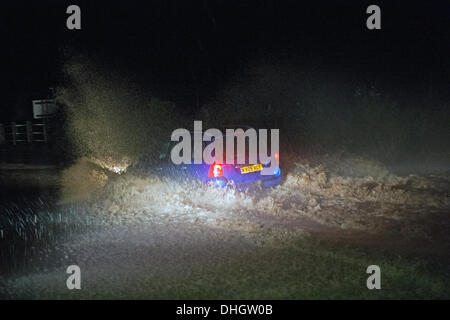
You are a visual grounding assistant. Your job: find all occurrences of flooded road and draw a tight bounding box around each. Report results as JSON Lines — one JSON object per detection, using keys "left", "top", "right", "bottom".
{"left": 1, "top": 159, "right": 450, "bottom": 299}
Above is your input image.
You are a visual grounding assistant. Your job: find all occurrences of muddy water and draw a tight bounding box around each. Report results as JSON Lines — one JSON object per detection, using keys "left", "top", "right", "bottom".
{"left": 1, "top": 157, "right": 449, "bottom": 298}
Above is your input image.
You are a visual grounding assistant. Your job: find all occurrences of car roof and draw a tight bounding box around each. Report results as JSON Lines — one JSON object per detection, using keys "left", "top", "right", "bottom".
{"left": 165, "top": 125, "right": 257, "bottom": 144}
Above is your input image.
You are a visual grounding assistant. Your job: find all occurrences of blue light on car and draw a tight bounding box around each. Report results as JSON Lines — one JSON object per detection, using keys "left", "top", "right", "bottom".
{"left": 273, "top": 167, "right": 281, "bottom": 176}
{"left": 214, "top": 178, "right": 227, "bottom": 187}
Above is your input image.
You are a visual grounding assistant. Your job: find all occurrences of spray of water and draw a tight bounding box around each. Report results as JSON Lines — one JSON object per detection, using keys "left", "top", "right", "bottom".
{"left": 55, "top": 57, "right": 179, "bottom": 200}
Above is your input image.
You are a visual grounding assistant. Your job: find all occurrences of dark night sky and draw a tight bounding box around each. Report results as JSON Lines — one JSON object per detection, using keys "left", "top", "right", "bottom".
{"left": 1, "top": 0, "right": 449, "bottom": 119}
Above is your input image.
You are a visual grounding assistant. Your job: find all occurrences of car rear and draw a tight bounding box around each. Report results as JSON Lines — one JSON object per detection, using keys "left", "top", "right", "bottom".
{"left": 206, "top": 152, "right": 282, "bottom": 189}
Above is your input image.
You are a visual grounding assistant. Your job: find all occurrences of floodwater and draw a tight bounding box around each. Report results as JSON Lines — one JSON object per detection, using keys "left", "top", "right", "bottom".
{"left": 1, "top": 157, "right": 449, "bottom": 299}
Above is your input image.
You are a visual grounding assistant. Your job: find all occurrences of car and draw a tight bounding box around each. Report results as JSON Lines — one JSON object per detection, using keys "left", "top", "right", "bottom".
{"left": 134, "top": 126, "right": 282, "bottom": 191}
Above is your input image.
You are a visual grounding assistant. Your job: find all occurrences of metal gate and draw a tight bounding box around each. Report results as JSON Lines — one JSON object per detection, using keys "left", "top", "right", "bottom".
{"left": 0, "top": 120, "right": 48, "bottom": 145}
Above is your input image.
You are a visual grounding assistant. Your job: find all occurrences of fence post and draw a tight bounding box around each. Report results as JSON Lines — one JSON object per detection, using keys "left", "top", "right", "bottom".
{"left": 11, "top": 122, "right": 16, "bottom": 145}
{"left": 26, "top": 121, "right": 32, "bottom": 143}
{"left": 0, "top": 124, "right": 4, "bottom": 144}
{"left": 42, "top": 119, "right": 47, "bottom": 143}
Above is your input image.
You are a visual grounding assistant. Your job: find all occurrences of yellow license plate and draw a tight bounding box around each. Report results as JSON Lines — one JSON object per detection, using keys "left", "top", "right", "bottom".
{"left": 240, "top": 164, "right": 263, "bottom": 174}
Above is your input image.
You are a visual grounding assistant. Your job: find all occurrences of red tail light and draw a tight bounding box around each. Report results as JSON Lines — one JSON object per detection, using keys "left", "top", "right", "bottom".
{"left": 208, "top": 161, "right": 223, "bottom": 178}
{"left": 274, "top": 152, "right": 279, "bottom": 165}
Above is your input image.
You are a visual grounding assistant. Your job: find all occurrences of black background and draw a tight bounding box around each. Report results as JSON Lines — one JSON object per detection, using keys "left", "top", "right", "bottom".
{"left": 1, "top": 0, "right": 449, "bottom": 119}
